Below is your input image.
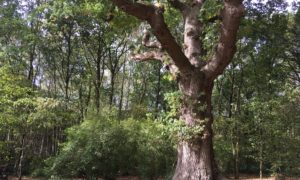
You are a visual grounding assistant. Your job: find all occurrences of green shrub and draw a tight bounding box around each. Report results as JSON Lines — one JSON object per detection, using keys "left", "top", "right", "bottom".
{"left": 44, "top": 109, "right": 176, "bottom": 179}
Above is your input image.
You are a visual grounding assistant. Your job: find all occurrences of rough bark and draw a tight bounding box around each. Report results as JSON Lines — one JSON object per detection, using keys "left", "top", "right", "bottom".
{"left": 173, "top": 70, "right": 219, "bottom": 180}
{"left": 182, "top": 1, "right": 205, "bottom": 67}
{"left": 112, "top": 0, "right": 244, "bottom": 179}
{"left": 203, "top": 0, "right": 245, "bottom": 80}
{"left": 112, "top": 0, "right": 193, "bottom": 74}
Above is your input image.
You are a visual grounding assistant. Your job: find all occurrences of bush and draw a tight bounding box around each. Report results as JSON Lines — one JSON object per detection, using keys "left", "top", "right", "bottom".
{"left": 44, "top": 109, "right": 176, "bottom": 179}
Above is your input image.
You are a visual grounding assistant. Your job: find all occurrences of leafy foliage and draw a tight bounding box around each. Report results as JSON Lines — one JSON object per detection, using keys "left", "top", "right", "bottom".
{"left": 45, "top": 109, "right": 175, "bottom": 179}
{"left": 0, "top": 0, "right": 299, "bottom": 179}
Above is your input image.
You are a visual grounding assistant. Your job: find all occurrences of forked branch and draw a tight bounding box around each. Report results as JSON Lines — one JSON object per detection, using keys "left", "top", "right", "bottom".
{"left": 142, "top": 30, "right": 162, "bottom": 49}
{"left": 112, "top": 0, "right": 193, "bottom": 74}
{"left": 131, "top": 50, "right": 179, "bottom": 77}
{"left": 203, "top": 0, "right": 245, "bottom": 80}
{"left": 131, "top": 51, "right": 164, "bottom": 62}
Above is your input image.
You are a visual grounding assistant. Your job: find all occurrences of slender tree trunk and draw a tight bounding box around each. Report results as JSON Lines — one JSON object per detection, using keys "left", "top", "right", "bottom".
{"left": 45, "top": 129, "right": 48, "bottom": 156}
{"left": 79, "top": 85, "right": 85, "bottom": 120}
{"left": 65, "top": 81, "right": 70, "bottom": 100}
{"left": 234, "top": 141, "right": 239, "bottom": 179}
{"left": 39, "top": 134, "right": 44, "bottom": 157}
{"left": 232, "top": 137, "right": 239, "bottom": 179}
{"left": 216, "top": 79, "right": 224, "bottom": 116}
{"left": 109, "top": 72, "right": 115, "bottom": 107}
{"left": 28, "top": 19, "right": 37, "bottom": 84}
{"left": 55, "top": 127, "right": 60, "bottom": 155}
{"left": 85, "top": 79, "right": 92, "bottom": 116}
{"left": 118, "top": 64, "right": 126, "bottom": 117}
{"left": 259, "top": 158, "right": 263, "bottom": 179}
{"left": 17, "top": 135, "right": 25, "bottom": 180}
{"left": 28, "top": 49, "right": 35, "bottom": 82}
{"left": 6, "top": 130, "right": 10, "bottom": 141}
{"left": 234, "top": 63, "right": 243, "bottom": 180}
{"left": 95, "top": 60, "right": 101, "bottom": 112}
{"left": 228, "top": 66, "right": 235, "bottom": 118}
{"left": 32, "top": 51, "right": 41, "bottom": 87}
{"left": 155, "top": 64, "right": 161, "bottom": 117}
{"left": 94, "top": 37, "right": 104, "bottom": 112}
{"left": 259, "top": 133, "right": 263, "bottom": 180}
{"left": 64, "top": 30, "right": 73, "bottom": 101}
{"left": 53, "top": 67, "right": 57, "bottom": 98}
{"left": 52, "top": 128, "right": 55, "bottom": 154}
{"left": 139, "top": 75, "right": 147, "bottom": 105}
{"left": 228, "top": 65, "right": 240, "bottom": 179}
{"left": 125, "top": 66, "right": 132, "bottom": 110}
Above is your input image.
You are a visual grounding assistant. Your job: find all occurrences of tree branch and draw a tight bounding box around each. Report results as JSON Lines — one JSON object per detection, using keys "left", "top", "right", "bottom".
{"left": 168, "top": 0, "right": 187, "bottom": 12}
{"left": 131, "top": 51, "right": 164, "bottom": 62}
{"left": 131, "top": 51, "right": 179, "bottom": 77}
{"left": 194, "top": 0, "right": 206, "bottom": 5}
{"left": 203, "top": 0, "right": 245, "bottom": 80}
{"left": 182, "top": 0, "right": 206, "bottom": 67}
{"left": 112, "top": 0, "right": 193, "bottom": 74}
{"left": 142, "top": 30, "right": 162, "bottom": 49}
{"left": 111, "top": 0, "right": 155, "bottom": 21}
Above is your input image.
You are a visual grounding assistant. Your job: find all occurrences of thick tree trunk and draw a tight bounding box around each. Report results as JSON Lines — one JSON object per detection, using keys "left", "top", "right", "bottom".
{"left": 173, "top": 72, "right": 219, "bottom": 180}
{"left": 111, "top": 1, "right": 244, "bottom": 179}
{"left": 174, "top": 137, "right": 217, "bottom": 180}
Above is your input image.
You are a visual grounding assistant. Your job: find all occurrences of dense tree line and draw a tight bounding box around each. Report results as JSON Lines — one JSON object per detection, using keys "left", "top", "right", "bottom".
{"left": 0, "top": 0, "right": 299, "bottom": 179}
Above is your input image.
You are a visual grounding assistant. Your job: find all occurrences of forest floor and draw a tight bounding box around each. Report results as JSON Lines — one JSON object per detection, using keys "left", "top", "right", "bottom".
{"left": 6, "top": 175, "right": 300, "bottom": 180}
{"left": 226, "top": 174, "right": 299, "bottom": 180}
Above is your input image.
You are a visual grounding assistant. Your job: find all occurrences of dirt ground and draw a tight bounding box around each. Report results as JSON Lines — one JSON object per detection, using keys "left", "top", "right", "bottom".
{"left": 7, "top": 175, "right": 300, "bottom": 180}
{"left": 227, "top": 177, "right": 299, "bottom": 180}
{"left": 226, "top": 174, "right": 299, "bottom": 180}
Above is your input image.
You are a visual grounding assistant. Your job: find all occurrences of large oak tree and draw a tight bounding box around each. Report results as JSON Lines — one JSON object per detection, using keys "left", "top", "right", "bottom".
{"left": 112, "top": 0, "right": 244, "bottom": 179}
